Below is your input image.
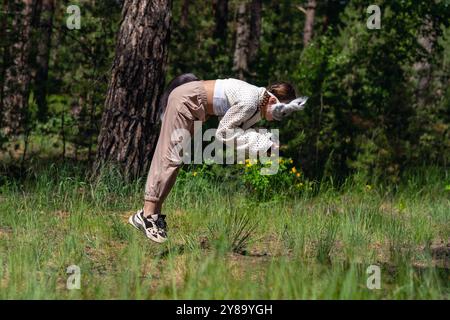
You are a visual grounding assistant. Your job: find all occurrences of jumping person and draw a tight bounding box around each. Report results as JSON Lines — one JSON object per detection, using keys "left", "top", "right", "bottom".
{"left": 129, "top": 74, "right": 308, "bottom": 243}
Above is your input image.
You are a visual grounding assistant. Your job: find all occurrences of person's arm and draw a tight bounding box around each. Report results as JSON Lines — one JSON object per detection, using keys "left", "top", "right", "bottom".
{"left": 215, "top": 101, "right": 273, "bottom": 154}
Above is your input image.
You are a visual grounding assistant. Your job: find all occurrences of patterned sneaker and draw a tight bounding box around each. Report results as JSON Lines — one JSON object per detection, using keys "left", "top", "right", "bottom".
{"left": 154, "top": 215, "right": 168, "bottom": 242}
{"left": 128, "top": 210, "right": 168, "bottom": 243}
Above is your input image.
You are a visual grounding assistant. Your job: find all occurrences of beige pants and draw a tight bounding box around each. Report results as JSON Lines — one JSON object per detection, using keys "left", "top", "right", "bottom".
{"left": 144, "top": 81, "right": 207, "bottom": 202}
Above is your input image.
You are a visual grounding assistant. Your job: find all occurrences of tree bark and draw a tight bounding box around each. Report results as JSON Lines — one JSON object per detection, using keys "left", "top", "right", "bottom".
{"left": 33, "top": 0, "right": 55, "bottom": 122}
{"left": 210, "top": 0, "right": 228, "bottom": 58}
{"left": 233, "top": 2, "right": 249, "bottom": 80}
{"left": 232, "top": 0, "right": 261, "bottom": 80}
{"left": 180, "top": 0, "right": 190, "bottom": 28}
{"left": 1, "top": 0, "right": 37, "bottom": 136}
{"left": 414, "top": 20, "right": 436, "bottom": 107}
{"left": 95, "top": 0, "right": 172, "bottom": 180}
{"left": 248, "top": 0, "right": 261, "bottom": 63}
{"left": 302, "top": 0, "right": 316, "bottom": 47}
{"left": 0, "top": 0, "right": 9, "bottom": 114}
{"left": 213, "top": 0, "right": 228, "bottom": 44}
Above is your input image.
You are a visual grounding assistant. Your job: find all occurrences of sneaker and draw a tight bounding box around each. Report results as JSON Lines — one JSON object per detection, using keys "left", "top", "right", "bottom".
{"left": 155, "top": 215, "right": 168, "bottom": 241}
{"left": 128, "top": 210, "right": 168, "bottom": 243}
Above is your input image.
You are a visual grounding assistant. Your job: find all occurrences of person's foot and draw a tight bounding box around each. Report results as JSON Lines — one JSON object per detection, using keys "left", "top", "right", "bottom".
{"left": 128, "top": 210, "right": 168, "bottom": 243}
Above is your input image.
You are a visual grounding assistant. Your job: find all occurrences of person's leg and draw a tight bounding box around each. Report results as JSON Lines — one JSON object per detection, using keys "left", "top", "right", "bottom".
{"left": 143, "top": 81, "right": 206, "bottom": 217}
{"left": 143, "top": 115, "right": 192, "bottom": 217}
{"left": 143, "top": 200, "right": 162, "bottom": 219}
{"left": 129, "top": 96, "right": 192, "bottom": 242}
{"left": 130, "top": 81, "right": 207, "bottom": 242}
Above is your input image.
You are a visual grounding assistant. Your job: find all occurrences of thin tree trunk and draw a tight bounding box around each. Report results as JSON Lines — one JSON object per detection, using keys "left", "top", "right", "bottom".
{"left": 0, "top": 0, "right": 9, "bottom": 115}
{"left": 210, "top": 0, "right": 228, "bottom": 58}
{"left": 61, "top": 106, "right": 65, "bottom": 159}
{"left": 87, "top": 92, "right": 95, "bottom": 164}
{"left": 213, "top": 0, "right": 228, "bottom": 44}
{"left": 2, "top": 0, "right": 37, "bottom": 136}
{"left": 21, "top": 127, "right": 30, "bottom": 170}
{"left": 34, "top": 0, "right": 55, "bottom": 122}
{"left": 233, "top": 0, "right": 262, "bottom": 80}
{"left": 95, "top": 0, "right": 172, "bottom": 179}
{"left": 414, "top": 20, "right": 436, "bottom": 107}
{"left": 180, "top": 0, "right": 190, "bottom": 28}
{"left": 233, "top": 2, "right": 250, "bottom": 80}
{"left": 248, "top": 0, "right": 261, "bottom": 63}
{"left": 303, "top": 0, "right": 316, "bottom": 46}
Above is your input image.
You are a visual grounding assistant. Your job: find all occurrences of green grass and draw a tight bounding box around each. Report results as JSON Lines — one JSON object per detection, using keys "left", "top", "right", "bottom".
{"left": 0, "top": 163, "right": 448, "bottom": 299}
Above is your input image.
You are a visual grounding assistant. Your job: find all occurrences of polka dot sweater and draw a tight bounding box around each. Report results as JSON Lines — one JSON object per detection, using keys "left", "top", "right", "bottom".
{"left": 216, "top": 78, "right": 274, "bottom": 154}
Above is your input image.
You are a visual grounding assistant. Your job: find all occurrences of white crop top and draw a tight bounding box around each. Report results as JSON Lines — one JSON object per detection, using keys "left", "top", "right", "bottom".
{"left": 213, "top": 79, "right": 231, "bottom": 116}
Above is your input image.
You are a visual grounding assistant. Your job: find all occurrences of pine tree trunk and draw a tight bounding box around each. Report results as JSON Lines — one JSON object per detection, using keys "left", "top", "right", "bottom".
{"left": 213, "top": 0, "right": 228, "bottom": 44}
{"left": 34, "top": 0, "right": 55, "bottom": 122}
{"left": 233, "top": 2, "right": 250, "bottom": 80}
{"left": 1, "top": 0, "right": 36, "bottom": 136}
{"left": 303, "top": 0, "right": 316, "bottom": 46}
{"left": 95, "top": 0, "right": 172, "bottom": 180}
{"left": 233, "top": 0, "right": 262, "bottom": 80}
{"left": 180, "top": 0, "right": 190, "bottom": 28}
{"left": 248, "top": 0, "right": 261, "bottom": 63}
{"left": 0, "top": 0, "right": 9, "bottom": 112}
{"left": 414, "top": 20, "right": 436, "bottom": 107}
{"left": 210, "top": 0, "right": 228, "bottom": 58}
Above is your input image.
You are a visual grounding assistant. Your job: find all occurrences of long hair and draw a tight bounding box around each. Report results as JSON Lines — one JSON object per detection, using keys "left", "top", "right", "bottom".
{"left": 267, "top": 82, "right": 296, "bottom": 103}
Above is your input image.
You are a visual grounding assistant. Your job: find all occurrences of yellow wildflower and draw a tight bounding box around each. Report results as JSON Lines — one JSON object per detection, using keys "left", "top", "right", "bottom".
{"left": 291, "top": 167, "right": 297, "bottom": 174}
{"left": 289, "top": 159, "right": 293, "bottom": 164}
{"left": 193, "top": 172, "right": 197, "bottom": 176}
{"left": 296, "top": 172, "right": 300, "bottom": 178}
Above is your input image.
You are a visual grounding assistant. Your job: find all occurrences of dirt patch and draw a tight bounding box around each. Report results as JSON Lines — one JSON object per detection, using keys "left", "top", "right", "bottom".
{"left": 379, "top": 202, "right": 402, "bottom": 215}
{"left": 84, "top": 240, "right": 126, "bottom": 275}
{"left": 228, "top": 252, "right": 272, "bottom": 281}
{"left": 53, "top": 210, "right": 70, "bottom": 219}
{"left": 0, "top": 227, "right": 12, "bottom": 239}
{"left": 120, "top": 211, "right": 134, "bottom": 222}
{"left": 251, "top": 233, "right": 286, "bottom": 256}
{"left": 428, "top": 241, "right": 450, "bottom": 268}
